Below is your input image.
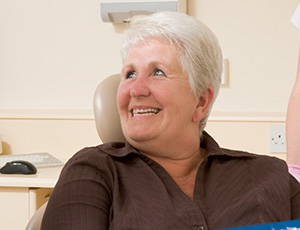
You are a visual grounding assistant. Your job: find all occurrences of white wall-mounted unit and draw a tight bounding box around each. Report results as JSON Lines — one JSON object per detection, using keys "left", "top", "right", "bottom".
{"left": 100, "top": 0, "right": 187, "bottom": 23}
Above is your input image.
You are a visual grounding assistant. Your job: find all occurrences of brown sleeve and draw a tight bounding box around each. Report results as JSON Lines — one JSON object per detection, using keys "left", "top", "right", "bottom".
{"left": 41, "top": 147, "right": 114, "bottom": 229}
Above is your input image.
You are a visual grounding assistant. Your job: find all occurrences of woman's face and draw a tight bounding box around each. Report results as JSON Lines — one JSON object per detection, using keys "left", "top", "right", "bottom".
{"left": 117, "top": 38, "right": 203, "bottom": 151}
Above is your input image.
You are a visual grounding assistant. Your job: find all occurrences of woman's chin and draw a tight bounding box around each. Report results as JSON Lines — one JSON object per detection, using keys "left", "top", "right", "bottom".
{"left": 126, "top": 133, "right": 150, "bottom": 143}
{"left": 124, "top": 130, "right": 156, "bottom": 145}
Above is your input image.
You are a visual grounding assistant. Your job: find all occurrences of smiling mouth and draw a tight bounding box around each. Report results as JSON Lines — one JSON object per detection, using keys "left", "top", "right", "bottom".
{"left": 132, "top": 108, "right": 161, "bottom": 117}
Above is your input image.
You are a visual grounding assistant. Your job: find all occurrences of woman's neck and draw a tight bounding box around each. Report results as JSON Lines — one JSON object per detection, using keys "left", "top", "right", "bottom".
{"left": 144, "top": 147, "right": 206, "bottom": 200}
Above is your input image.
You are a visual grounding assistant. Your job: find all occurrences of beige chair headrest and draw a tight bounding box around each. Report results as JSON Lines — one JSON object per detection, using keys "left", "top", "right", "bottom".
{"left": 93, "top": 74, "right": 126, "bottom": 143}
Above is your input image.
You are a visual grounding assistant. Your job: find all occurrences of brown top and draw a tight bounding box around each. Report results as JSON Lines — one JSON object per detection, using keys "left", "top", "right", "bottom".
{"left": 41, "top": 132, "right": 300, "bottom": 230}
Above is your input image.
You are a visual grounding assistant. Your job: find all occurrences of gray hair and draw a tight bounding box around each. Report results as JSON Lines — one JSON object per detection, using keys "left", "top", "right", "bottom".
{"left": 121, "top": 11, "right": 223, "bottom": 135}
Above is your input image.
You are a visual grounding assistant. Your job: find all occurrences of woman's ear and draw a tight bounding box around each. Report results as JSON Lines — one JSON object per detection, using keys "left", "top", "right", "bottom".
{"left": 192, "top": 86, "right": 214, "bottom": 123}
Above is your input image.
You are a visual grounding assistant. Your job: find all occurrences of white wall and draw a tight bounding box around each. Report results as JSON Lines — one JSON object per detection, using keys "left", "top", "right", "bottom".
{"left": 0, "top": 0, "right": 125, "bottom": 110}
{"left": 192, "top": 0, "right": 299, "bottom": 113}
{"left": 1, "top": 0, "right": 299, "bottom": 112}
{"left": 0, "top": 0, "right": 299, "bottom": 161}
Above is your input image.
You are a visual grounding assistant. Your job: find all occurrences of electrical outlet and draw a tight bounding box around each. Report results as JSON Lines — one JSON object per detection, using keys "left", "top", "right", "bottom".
{"left": 269, "top": 125, "right": 286, "bottom": 153}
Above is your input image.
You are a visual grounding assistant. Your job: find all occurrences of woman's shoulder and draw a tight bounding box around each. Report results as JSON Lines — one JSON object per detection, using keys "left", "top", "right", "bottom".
{"left": 219, "top": 148, "right": 299, "bottom": 191}
{"left": 222, "top": 147, "right": 286, "bottom": 163}
{"left": 69, "top": 141, "right": 134, "bottom": 162}
{"left": 59, "top": 142, "right": 135, "bottom": 178}
{"left": 220, "top": 147, "right": 289, "bottom": 174}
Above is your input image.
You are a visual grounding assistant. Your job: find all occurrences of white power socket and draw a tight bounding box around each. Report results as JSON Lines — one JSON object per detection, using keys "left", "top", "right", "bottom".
{"left": 269, "top": 125, "right": 286, "bottom": 153}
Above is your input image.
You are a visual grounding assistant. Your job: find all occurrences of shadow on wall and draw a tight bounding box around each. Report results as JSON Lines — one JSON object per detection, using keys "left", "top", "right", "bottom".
{"left": 114, "top": 22, "right": 129, "bottom": 34}
{"left": 1, "top": 142, "right": 12, "bottom": 155}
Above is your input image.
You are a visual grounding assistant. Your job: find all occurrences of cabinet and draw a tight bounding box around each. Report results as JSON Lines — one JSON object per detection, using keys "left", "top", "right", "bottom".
{"left": 0, "top": 166, "right": 62, "bottom": 230}
{"left": 0, "top": 187, "right": 52, "bottom": 230}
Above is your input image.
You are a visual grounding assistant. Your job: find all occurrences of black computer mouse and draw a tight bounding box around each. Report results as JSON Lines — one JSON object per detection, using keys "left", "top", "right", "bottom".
{"left": 0, "top": 160, "right": 37, "bottom": 175}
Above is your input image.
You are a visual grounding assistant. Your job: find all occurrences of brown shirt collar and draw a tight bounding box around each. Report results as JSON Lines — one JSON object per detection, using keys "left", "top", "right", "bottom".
{"left": 98, "top": 131, "right": 256, "bottom": 159}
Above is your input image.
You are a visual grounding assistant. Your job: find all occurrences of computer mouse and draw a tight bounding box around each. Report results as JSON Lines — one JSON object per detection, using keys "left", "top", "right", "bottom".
{"left": 0, "top": 160, "right": 37, "bottom": 175}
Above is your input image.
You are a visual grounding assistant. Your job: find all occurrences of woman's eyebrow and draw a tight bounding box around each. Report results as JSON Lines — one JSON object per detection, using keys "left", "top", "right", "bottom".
{"left": 121, "top": 63, "right": 135, "bottom": 72}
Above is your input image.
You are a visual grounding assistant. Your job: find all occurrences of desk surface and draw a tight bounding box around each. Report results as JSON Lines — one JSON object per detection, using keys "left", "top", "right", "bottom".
{"left": 0, "top": 166, "right": 63, "bottom": 188}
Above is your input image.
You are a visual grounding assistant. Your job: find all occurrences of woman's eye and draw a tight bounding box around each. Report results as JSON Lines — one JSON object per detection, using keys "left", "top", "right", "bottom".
{"left": 126, "top": 71, "right": 137, "bottom": 79}
{"left": 154, "top": 69, "right": 165, "bottom": 76}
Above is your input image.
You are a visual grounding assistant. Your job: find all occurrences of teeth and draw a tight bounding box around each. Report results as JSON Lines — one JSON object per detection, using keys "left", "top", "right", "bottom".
{"left": 132, "top": 108, "right": 160, "bottom": 117}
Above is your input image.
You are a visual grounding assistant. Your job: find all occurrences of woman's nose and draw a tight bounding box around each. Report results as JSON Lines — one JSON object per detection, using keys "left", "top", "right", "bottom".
{"left": 129, "top": 76, "right": 151, "bottom": 98}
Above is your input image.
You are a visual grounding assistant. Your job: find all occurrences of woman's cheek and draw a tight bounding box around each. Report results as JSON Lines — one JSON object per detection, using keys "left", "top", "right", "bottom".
{"left": 117, "top": 84, "right": 130, "bottom": 113}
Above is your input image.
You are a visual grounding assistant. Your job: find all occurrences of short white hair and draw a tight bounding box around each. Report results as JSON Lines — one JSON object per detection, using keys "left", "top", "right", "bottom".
{"left": 121, "top": 11, "right": 223, "bottom": 135}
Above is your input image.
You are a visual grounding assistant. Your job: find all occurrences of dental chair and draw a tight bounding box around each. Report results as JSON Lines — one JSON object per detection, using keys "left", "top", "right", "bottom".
{"left": 25, "top": 73, "right": 125, "bottom": 230}
{"left": 93, "top": 73, "right": 125, "bottom": 143}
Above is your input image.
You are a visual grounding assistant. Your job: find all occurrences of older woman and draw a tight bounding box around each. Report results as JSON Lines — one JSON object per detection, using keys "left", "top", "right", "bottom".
{"left": 42, "top": 12, "right": 300, "bottom": 230}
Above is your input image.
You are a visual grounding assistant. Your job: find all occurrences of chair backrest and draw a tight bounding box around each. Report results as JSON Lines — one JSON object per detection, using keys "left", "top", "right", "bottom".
{"left": 25, "top": 74, "right": 125, "bottom": 230}
{"left": 25, "top": 201, "right": 48, "bottom": 230}
{"left": 93, "top": 73, "right": 125, "bottom": 143}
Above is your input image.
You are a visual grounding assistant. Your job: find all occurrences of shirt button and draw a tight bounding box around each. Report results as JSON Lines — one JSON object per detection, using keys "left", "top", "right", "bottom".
{"left": 197, "top": 226, "right": 204, "bottom": 230}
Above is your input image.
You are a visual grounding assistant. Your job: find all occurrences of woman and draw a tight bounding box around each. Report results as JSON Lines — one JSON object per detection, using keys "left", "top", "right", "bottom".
{"left": 286, "top": 48, "right": 300, "bottom": 182}
{"left": 286, "top": 3, "right": 300, "bottom": 182}
{"left": 42, "top": 12, "right": 300, "bottom": 230}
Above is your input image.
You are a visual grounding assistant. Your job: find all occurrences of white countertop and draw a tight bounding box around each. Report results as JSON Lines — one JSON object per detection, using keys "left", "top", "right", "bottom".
{"left": 0, "top": 166, "right": 63, "bottom": 188}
